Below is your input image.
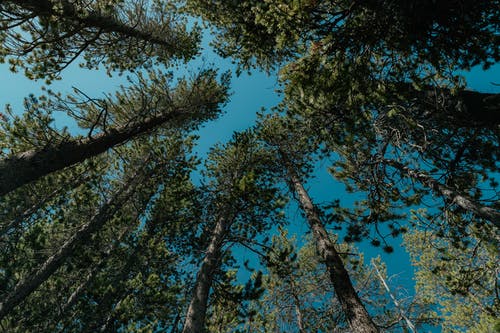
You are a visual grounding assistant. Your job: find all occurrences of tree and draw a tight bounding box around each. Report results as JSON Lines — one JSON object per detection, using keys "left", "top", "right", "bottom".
{"left": 257, "top": 114, "right": 379, "bottom": 333}
{"left": 182, "top": 131, "right": 285, "bottom": 333}
{"left": 404, "top": 210, "right": 500, "bottom": 332}
{"left": 0, "top": 69, "right": 229, "bottom": 196}
{"left": 282, "top": 153, "right": 379, "bottom": 333}
{"left": 184, "top": 0, "right": 499, "bottom": 73}
{"left": 1, "top": 1, "right": 499, "bottom": 330}
{"left": 243, "top": 230, "right": 435, "bottom": 332}
{"left": 0, "top": 0, "right": 200, "bottom": 81}
{"left": 183, "top": 0, "right": 500, "bottom": 248}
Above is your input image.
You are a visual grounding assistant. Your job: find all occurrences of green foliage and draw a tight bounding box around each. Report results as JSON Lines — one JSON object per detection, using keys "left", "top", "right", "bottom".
{"left": 405, "top": 212, "right": 500, "bottom": 333}
{"left": 0, "top": 1, "right": 499, "bottom": 331}
{"left": 201, "top": 130, "right": 287, "bottom": 240}
{"left": 229, "top": 230, "right": 437, "bottom": 332}
{"left": 185, "top": 0, "right": 499, "bottom": 73}
{"left": 0, "top": 0, "right": 201, "bottom": 82}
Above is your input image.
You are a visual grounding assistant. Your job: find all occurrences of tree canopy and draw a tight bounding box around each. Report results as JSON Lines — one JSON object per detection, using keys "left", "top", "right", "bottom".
{"left": 0, "top": 1, "right": 498, "bottom": 332}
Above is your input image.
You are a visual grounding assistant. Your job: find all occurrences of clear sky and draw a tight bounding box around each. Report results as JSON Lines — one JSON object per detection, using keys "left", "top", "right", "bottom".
{"left": 1, "top": 29, "right": 499, "bottom": 331}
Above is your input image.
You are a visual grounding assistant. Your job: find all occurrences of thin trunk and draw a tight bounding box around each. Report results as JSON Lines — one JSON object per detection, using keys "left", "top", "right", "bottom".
{"left": 81, "top": 290, "right": 128, "bottom": 333}
{"left": 386, "top": 159, "right": 500, "bottom": 228}
{"left": 61, "top": 264, "right": 101, "bottom": 315}
{"left": 372, "top": 261, "right": 416, "bottom": 333}
{"left": 182, "top": 216, "right": 228, "bottom": 333}
{"left": 282, "top": 154, "right": 379, "bottom": 333}
{"left": 0, "top": 166, "right": 148, "bottom": 320}
{"left": 79, "top": 230, "right": 156, "bottom": 333}
{"left": 98, "top": 297, "right": 124, "bottom": 333}
{"left": 0, "top": 109, "right": 187, "bottom": 196}
{"left": 294, "top": 304, "right": 305, "bottom": 333}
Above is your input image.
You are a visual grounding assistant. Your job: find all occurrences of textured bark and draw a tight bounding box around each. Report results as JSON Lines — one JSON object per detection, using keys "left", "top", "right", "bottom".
{"left": 0, "top": 109, "right": 187, "bottom": 196}
{"left": 282, "top": 155, "right": 379, "bottom": 333}
{"left": 7, "top": 0, "right": 176, "bottom": 48}
{"left": 0, "top": 167, "right": 147, "bottom": 320}
{"left": 295, "top": 303, "right": 306, "bottom": 333}
{"left": 386, "top": 159, "right": 500, "bottom": 228}
{"left": 182, "top": 216, "right": 228, "bottom": 333}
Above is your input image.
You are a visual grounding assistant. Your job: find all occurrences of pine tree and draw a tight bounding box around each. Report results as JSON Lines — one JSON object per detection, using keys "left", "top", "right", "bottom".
{"left": 182, "top": 131, "right": 285, "bottom": 333}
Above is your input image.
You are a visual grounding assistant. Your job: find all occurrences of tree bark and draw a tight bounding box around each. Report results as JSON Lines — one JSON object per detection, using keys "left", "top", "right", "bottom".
{"left": 385, "top": 159, "right": 500, "bottom": 228}
{"left": 182, "top": 216, "right": 228, "bottom": 333}
{"left": 282, "top": 154, "right": 379, "bottom": 333}
{"left": 0, "top": 109, "right": 191, "bottom": 196}
{"left": 0, "top": 166, "right": 148, "bottom": 320}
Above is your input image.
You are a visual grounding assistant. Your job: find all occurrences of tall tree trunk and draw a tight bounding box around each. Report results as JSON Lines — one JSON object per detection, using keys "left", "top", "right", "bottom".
{"left": 385, "top": 159, "right": 500, "bottom": 228}
{"left": 80, "top": 227, "right": 157, "bottom": 333}
{"left": 0, "top": 109, "right": 189, "bottom": 196}
{"left": 282, "top": 154, "right": 379, "bottom": 333}
{"left": 182, "top": 216, "right": 228, "bottom": 333}
{"left": 0, "top": 165, "right": 148, "bottom": 320}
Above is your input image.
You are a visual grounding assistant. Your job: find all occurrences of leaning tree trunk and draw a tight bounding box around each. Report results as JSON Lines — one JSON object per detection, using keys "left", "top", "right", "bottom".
{"left": 0, "top": 109, "right": 189, "bottom": 196}
{"left": 385, "top": 159, "right": 500, "bottom": 228}
{"left": 182, "top": 216, "right": 228, "bottom": 333}
{"left": 282, "top": 155, "right": 379, "bottom": 333}
{"left": 0, "top": 165, "right": 149, "bottom": 320}
{"left": 80, "top": 226, "right": 157, "bottom": 333}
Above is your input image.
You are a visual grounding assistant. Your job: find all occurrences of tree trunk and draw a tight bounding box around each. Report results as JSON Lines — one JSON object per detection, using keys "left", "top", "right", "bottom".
{"left": 0, "top": 109, "right": 188, "bottom": 196}
{"left": 282, "top": 154, "right": 379, "bottom": 333}
{"left": 0, "top": 166, "right": 148, "bottom": 320}
{"left": 182, "top": 216, "right": 228, "bottom": 333}
{"left": 372, "top": 261, "right": 416, "bottom": 333}
{"left": 385, "top": 159, "right": 500, "bottom": 228}
{"left": 294, "top": 303, "right": 306, "bottom": 333}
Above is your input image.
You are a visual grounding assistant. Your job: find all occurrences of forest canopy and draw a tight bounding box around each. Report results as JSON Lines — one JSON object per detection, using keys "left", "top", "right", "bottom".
{"left": 0, "top": 1, "right": 498, "bottom": 332}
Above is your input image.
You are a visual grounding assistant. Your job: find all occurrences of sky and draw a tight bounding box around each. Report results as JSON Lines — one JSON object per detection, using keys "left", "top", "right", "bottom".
{"left": 1, "top": 29, "right": 499, "bottom": 331}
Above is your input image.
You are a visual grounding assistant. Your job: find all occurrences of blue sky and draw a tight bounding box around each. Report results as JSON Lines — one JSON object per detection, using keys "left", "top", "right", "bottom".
{"left": 1, "top": 30, "right": 499, "bottom": 331}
